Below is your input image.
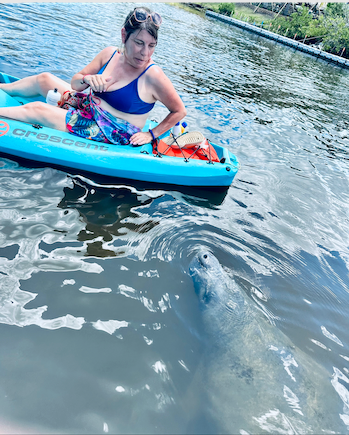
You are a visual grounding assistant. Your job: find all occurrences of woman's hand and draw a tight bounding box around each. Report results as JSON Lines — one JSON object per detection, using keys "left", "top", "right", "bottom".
{"left": 129, "top": 131, "right": 153, "bottom": 146}
{"left": 83, "top": 75, "right": 112, "bottom": 93}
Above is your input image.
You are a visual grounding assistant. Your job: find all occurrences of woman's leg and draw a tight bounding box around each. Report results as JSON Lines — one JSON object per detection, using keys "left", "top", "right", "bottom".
{"left": 0, "top": 101, "right": 68, "bottom": 131}
{"left": 0, "top": 73, "right": 71, "bottom": 98}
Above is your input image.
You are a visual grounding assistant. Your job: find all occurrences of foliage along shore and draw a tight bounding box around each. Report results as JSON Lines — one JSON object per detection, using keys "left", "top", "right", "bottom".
{"left": 186, "top": 3, "right": 349, "bottom": 60}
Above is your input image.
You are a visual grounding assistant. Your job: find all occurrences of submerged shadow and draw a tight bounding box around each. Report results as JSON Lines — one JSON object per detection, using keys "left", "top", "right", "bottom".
{"left": 63, "top": 169, "right": 229, "bottom": 209}
{"left": 57, "top": 178, "right": 158, "bottom": 257}
{"left": 57, "top": 176, "right": 227, "bottom": 258}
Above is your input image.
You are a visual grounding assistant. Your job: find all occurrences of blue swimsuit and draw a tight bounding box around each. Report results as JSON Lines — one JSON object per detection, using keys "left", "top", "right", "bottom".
{"left": 94, "top": 51, "right": 156, "bottom": 115}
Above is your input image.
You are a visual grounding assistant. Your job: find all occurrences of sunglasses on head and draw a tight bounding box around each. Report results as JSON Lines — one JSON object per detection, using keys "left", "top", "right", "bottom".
{"left": 129, "top": 8, "right": 162, "bottom": 28}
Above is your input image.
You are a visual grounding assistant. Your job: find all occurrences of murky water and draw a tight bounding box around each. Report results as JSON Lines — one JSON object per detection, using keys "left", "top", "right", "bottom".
{"left": 0, "top": 3, "right": 349, "bottom": 434}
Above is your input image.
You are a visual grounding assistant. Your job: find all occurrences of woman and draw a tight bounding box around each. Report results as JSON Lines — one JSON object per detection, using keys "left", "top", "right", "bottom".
{"left": 0, "top": 7, "right": 186, "bottom": 146}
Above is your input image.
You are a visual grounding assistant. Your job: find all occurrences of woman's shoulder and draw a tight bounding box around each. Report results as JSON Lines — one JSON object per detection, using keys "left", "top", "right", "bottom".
{"left": 145, "top": 63, "right": 164, "bottom": 79}
{"left": 96, "top": 46, "right": 120, "bottom": 63}
{"left": 145, "top": 64, "right": 172, "bottom": 88}
{"left": 102, "top": 46, "right": 120, "bottom": 56}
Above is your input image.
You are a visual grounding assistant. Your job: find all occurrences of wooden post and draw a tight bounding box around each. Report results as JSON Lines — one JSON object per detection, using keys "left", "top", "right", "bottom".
{"left": 294, "top": 33, "right": 297, "bottom": 40}
{"left": 340, "top": 47, "right": 346, "bottom": 57}
{"left": 302, "top": 34, "right": 307, "bottom": 43}
{"left": 253, "top": 2, "right": 262, "bottom": 13}
{"left": 273, "top": 2, "right": 288, "bottom": 20}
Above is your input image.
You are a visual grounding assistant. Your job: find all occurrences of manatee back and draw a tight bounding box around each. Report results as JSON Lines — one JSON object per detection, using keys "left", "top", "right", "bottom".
{"left": 187, "top": 251, "right": 346, "bottom": 434}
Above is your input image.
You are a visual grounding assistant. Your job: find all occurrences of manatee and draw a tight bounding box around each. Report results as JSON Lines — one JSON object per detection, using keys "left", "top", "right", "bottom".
{"left": 187, "top": 251, "right": 345, "bottom": 434}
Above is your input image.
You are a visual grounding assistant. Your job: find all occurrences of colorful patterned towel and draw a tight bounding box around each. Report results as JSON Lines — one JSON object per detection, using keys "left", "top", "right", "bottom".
{"left": 63, "top": 91, "right": 140, "bottom": 145}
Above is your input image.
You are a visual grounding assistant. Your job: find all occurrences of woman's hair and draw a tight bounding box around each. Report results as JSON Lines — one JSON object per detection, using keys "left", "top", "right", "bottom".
{"left": 123, "top": 7, "right": 159, "bottom": 43}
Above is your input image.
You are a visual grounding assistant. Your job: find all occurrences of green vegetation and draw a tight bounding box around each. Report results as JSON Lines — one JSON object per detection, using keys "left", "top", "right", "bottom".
{"left": 325, "top": 2, "right": 348, "bottom": 19}
{"left": 272, "top": 6, "right": 314, "bottom": 39}
{"left": 270, "top": 4, "right": 349, "bottom": 57}
{"left": 217, "top": 3, "right": 235, "bottom": 17}
{"left": 193, "top": 2, "right": 349, "bottom": 59}
{"left": 200, "top": 3, "right": 268, "bottom": 24}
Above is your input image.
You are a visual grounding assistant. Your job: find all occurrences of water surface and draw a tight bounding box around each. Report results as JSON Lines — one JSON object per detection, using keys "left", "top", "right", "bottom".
{"left": 0, "top": 3, "right": 349, "bottom": 433}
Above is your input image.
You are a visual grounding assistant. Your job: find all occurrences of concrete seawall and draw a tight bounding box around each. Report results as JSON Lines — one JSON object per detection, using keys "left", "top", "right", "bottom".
{"left": 206, "top": 10, "right": 349, "bottom": 70}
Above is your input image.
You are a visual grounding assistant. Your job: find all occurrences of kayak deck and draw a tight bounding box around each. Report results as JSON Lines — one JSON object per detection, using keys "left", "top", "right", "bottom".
{"left": 0, "top": 72, "right": 239, "bottom": 187}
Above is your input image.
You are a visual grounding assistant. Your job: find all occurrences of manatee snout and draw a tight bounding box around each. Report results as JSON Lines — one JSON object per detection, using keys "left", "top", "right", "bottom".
{"left": 189, "top": 251, "right": 216, "bottom": 283}
{"left": 189, "top": 251, "right": 226, "bottom": 305}
{"left": 189, "top": 251, "right": 220, "bottom": 274}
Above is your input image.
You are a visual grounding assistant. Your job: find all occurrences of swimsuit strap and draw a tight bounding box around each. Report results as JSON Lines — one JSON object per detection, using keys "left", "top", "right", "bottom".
{"left": 98, "top": 50, "right": 118, "bottom": 75}
{"left": 106, "top": 50, "right": 118, "bottom": 66}
{"left": 136, "top": 64, "right": 155, "bottom": 80}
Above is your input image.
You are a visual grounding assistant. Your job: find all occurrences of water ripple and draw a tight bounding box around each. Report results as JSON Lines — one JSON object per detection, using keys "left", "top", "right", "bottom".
{"left": 0, "top": 3, "right": 349, "bottom": 433}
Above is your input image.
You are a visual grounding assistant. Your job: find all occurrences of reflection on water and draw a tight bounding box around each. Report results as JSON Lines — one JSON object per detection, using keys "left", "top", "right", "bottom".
{"left": 56, "top": 177, "right": 228, "bottom": 259}
{"left": 59, "top": 180, "right": 159, "bottom": 258}
{"left": 0, "top": 2, "right": 349, "bottom": 434}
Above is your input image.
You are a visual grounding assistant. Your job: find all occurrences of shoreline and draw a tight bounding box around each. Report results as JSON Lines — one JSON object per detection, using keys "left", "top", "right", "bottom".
{"left": 180, "top": 3, "right": 349, "bottom": 70}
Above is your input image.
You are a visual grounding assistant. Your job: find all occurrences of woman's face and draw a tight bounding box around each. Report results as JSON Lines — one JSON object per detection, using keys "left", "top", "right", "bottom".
{"left": 123, "top": 29, "right": 157, "bottom": 69}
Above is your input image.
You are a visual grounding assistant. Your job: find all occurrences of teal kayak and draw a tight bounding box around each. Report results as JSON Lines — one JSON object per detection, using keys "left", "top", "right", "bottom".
{"left": 0, "top": 72, "right": 239, "bottom": 188}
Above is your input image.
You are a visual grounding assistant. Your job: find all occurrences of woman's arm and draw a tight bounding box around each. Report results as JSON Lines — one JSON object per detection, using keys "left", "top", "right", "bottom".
{"left": 71, "top": 46, "right": 117, "bottom": 92}
{"left": 129, "top": 67, "right": 187, "bottom": 145}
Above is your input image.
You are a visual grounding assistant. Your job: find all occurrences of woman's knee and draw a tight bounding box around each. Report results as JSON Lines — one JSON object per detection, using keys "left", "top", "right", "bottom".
{"left": 23, "top": 101, "right": 49, "bottom": 119}
{"left": 25, "top": 101, "right": 47, "bottom": 111}
{"left": 23, "top": 102, "right": 67, "bottom": 130}
{"left": 36, "top": 72, "right": 57, "bottom": 93}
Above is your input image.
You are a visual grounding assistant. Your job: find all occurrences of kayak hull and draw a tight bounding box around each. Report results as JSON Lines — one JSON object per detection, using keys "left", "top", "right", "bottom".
{"left": 0, "top": 72, "right": 239, "bottom": 188}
